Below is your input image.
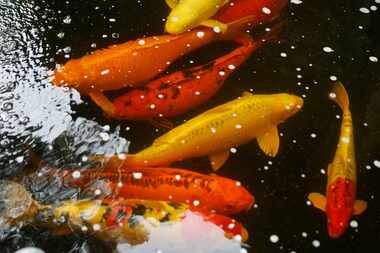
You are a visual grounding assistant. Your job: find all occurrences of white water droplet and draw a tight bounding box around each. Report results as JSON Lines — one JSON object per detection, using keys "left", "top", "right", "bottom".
{"left": 323, "top": 46, "right": 334, "bottom": 53}
{"left": 262, "top": 7, "right": 272, "bottom": 14}
{"left": 196, "top": 31, "right": 205, "bottom": 38}
{"left": 101, "top": 69, "right": 110, "bottom": 75}
{"left": 213, "top": 26, "right": 221, "bottom": 33}
{"left": 312, "top": 240, "right": 320, "bottom": 248}
{"left": 369, "top": 56, "right": 378, "bottom": 62}
{"left": 133, "top": 172, "right": 143, "bottom": 179}
{"left": 350, "top": 220, "right": 359, "bottom": 228}
{"left": 269, "top": 234, "right": 279, "bottom": 243}
{"left": 373, "top": 160, "right": 380, "bottom": 168}
{"left": 290, "top": 0, "right": 303, "bottom": 4}
{"left": 359, "top": 7, "right": 370, "bottom": 13}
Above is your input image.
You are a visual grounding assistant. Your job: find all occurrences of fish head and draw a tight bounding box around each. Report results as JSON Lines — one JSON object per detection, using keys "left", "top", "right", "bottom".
{"left": 211, "top": 177, "right": 255, "bottom": 214}
{"left": 271, "top": 94, "right": 303, "bottom": 123}
{"left": 326, "top": 177, "right": 356, "bottom": 239}
{"left": 52, "top": 61, "right": 89, "bottom": 93}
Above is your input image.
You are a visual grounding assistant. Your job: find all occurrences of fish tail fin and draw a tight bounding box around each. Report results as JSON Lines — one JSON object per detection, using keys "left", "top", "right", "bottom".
{"left": 222, "top": 16, "right": 286, "bottom": 46}
{"left": 220, "top": 15, "right": 258, "bottom": 44}
{"left": 90, "top": 154, "right": 139, "bottom": 171}
{"left": 330, "top": 81, "right": 350, "bottom": 112}
{"left": 256, "top": 21, "right": 286, "bottom": 45}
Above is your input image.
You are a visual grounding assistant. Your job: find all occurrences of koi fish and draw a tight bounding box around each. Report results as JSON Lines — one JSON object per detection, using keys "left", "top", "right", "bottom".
{"left": 99, "top": 92, "right": 303, "bottom": 170}
{"left": 164, "top": 0, "right": 231, "bottom": 35}
{"left": 0, "top": 180, "right": 248, "bottom": 244}
{"left": 308, "top": 82, "right": 367, "bottom": 238}
{"left": 98, "top": 37, "right": 258, "bottom": 122}
{"left": 52, "top": 16, "right": 257, "bottom": 112}
{"left": 214, "top": 0, "right": 288, "bottom": 24}
{"left": 59, "top": 166, "right": 254, "bottom": 215}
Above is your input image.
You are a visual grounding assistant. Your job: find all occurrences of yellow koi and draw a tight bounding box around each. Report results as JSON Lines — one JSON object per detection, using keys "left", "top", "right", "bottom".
{"left": 165, "top": 0, "right": 230, "bottom": 34}
{"left": 104, "top": 91, "right": 303, "bottom": 170}
{"left": 308, "top": 82, "right": 367, "bottom": 238}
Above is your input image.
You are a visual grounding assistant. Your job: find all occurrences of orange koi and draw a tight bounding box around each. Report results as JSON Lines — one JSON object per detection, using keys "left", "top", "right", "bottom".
{"left": 308, "top": 82, "right": 367, "bottom": 238}
{"left": 60, "top": 166, "right": 254, "bottom": 215}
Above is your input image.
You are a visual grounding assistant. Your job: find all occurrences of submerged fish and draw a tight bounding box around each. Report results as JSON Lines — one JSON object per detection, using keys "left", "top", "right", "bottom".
{"left": 165, "top": 0, "right": 231, "bottom": 35}
{"left": 96, "top": 34, "right": 267, "bottom": 123}
{"left": 0, "top": 180, "right": 248, "bottom": 244}
{"left": 308, "top": 82, "right": 367, "bottom": 239}
{"left": 100, "top": 92, "right": 303, "bottom": 170}
{"left": 58, "top": 166, "right": 254, "bottom": 215}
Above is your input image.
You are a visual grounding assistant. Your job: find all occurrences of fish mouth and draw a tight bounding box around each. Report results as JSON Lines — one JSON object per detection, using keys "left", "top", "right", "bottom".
{"left": 293, "top": 96, "right": 304, "bottom": 111}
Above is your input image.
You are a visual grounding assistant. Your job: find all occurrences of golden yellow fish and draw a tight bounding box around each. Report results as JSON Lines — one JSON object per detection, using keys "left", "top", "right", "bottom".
{"left": 165, "top": 0, "right": 230, "bottom": 34}
{"left": 104, "top": 91, "right": 303, "bottom": 170}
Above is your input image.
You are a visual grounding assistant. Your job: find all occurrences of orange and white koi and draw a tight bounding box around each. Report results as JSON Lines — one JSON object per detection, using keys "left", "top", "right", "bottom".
{"left": 308, "top": 82, "right": 367, "bottom": 238}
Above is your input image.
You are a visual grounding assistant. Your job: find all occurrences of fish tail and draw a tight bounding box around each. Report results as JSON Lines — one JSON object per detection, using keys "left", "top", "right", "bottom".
{"left": 256, "top": 21, "right": 286, "bottom": 45}
{"left": 221, "top": 15, "right": 258, "bottom": 44}
{"left": 330, "top": 81, "right": 350, "bottom": 112}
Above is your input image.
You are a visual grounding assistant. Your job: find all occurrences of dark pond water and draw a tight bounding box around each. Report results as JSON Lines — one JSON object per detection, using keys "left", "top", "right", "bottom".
{"left": 0, "top": 0, "right": 380, "bottom": 252}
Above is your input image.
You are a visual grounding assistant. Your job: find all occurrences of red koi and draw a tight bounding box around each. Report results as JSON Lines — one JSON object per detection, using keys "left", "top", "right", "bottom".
{"left": 106, "top": 40, "right": 256, "bottom": 121}
{"left": 60, "top": 166, "right": 254, "bottom": 215}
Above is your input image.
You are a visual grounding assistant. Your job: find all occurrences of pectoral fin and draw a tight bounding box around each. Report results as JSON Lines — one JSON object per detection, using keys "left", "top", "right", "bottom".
{"left": 165, "top": 0, "right": 179, "bottom": 9}
{"left": 200, "top": 19, "right": 228, "bottom": 33}
{"left": 242, "top": 91, "right": 253, "bottom": 97}
{"left": 209, "top": 150, "right": 230, "bottom": 171}
{"left": 257, "top": 127, "right": 280, "bottom": 157}
{"left": 353, "top": 200, "right": 367, "bottom": 215}
{"left": 308, "top": 193, "right": 327, "bottom": 212}
{"left": 89, "top": 91, "right": 115, "bottom": 116}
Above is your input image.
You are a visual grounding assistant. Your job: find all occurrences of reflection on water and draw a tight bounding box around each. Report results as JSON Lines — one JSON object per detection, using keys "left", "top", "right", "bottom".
{"left": 0, "top": 0, "right": 128, "bottom": 177}
{"left": 117, "top": 211, "right": 245, "bottom": 253}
